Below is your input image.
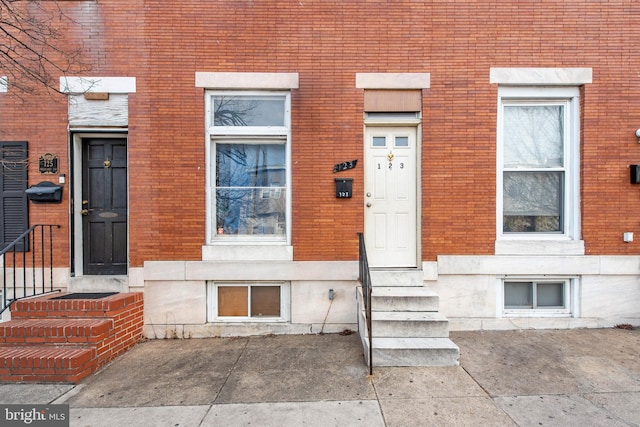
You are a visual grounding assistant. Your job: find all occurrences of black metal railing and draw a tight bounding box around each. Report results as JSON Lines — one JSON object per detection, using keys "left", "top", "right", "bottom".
{"left": 357, "top": 232, "right": 373, "bottom": 375}
{"left": 1, "top": 225, "right": 61, "bottom": 316}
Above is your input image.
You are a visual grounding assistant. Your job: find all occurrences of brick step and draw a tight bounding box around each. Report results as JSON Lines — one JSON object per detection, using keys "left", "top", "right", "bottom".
{"left": 0, "top": 318, "right": 112, "bottom": 344}
{"left": 1, "top": 292, "right": 144, "bottom": 383}
{"left": 0, "top": 346, "right": 97, "bottom": 383}
{"left": 11, "top": 293, "right": 142, "bottom": 319}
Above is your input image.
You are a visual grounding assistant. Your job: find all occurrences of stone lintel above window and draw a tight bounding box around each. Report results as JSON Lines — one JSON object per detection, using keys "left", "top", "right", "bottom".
{"left": 490, "top": 68, "right": 592, "bottom": 86}
{"left": 195, "top": 72, "right": 299, "bottom": 90}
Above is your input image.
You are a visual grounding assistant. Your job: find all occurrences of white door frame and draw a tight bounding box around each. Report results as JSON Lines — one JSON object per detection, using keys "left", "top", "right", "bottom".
{"left": 70, "top": 131, "right": 129, "bottom": 277}
{"left": 363, "top": 115, "right": 421, "bottom": 268}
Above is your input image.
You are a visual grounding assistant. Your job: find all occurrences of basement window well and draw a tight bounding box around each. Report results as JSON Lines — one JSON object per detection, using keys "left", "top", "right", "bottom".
{"left": 501, "top": 278, "right": 575, "bottom": 317}
{"left": 207, "top": 282, "right": 290, "bottom": 322}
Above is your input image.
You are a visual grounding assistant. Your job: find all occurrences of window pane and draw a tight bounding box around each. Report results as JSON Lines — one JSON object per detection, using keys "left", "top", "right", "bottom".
{"left": 504, "top": 282, "right": 533, "bottom": 308}
{"left": 218, "top": 286, "right": 248, "bottom": 316}
{"left": 216, "top": 144, "right": 285, "bottom": 188}
{"left": 216, "top": 189, "right": 286, "bottom": 236}
{"left": 503, "top": 171, "right": 562, "bottom": 232}
{"left": 503, "top": 105, "right": 564, "bottom": 168}
{"left": 251, "top": 286, "right": 281, "bottom": 317}
{"left": 395, "top": 136, "right": 409, "bottom": 147}
{"left": 372, "top": 136, "right": 386, "bottom": 147}
{"left": 216, "top": 143, "right": 286, "bottom": 236}
{"left": 537, "top": 282, "right": 564, "bottom": 307}
{"left": 213, "top": 96, "right": 285, "bottom": 126}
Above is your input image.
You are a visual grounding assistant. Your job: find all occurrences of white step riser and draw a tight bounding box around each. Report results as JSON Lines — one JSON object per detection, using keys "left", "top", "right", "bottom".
{"left": 371, "top": 347, "right": 460, "bottom": 367}
{"left": 372, "top": 320, "right": 450, "bottom": 338}
{"left": 371, "top": 297, "right": 439, "bottom": 312}
{"left": 361, "top": 336, "right": 460, "bottom": 367}
{"left": 369, "top": 271, "right": 424, "bottom": 287}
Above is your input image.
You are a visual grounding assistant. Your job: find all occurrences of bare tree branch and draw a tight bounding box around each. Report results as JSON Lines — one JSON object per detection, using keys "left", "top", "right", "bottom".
{"left": 0, "top": 0, "right": 90, "bottom": 96}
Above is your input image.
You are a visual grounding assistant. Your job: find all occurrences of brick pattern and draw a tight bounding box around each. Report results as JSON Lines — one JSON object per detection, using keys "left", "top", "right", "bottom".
{"left": 1, "top": 2, "right": 639, "bottom": 263}
{"left": 0, "top": 293, "right": 143, "bottom": 383}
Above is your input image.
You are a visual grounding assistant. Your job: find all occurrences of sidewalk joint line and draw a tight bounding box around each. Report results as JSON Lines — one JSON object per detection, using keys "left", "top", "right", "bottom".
{"left": 212, "top": 337, "right": 251, "bottom": 404}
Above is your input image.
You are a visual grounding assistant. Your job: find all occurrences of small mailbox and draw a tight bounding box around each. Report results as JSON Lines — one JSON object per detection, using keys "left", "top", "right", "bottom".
{"left": 335, "top": 178, "right": 353, "bottom": 198}
{"left": 25, "top": 181, "right": 63, "bottom": 203}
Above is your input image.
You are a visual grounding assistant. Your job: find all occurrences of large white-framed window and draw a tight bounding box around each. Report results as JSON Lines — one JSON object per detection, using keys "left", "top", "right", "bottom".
{"left": 207, "top": 281, "right": 291, "bottom": 322}
{"left": 206, "top": 91, "right": 291, "bottom": 244}
{"left": 497, "top": 87, "right": 580, "bottom": 242}
{"left": 499, "top": 277, "right": 578, "bottom": 317}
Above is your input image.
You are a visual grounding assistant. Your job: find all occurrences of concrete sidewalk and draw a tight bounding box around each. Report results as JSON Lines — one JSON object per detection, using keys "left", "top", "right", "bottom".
{"left": 0, "top": 328, "right": 638, "bottom": 426}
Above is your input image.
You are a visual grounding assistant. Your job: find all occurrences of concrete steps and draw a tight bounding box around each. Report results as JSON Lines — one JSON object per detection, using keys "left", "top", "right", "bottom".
{"left": 369, "top": 270, "right": 424, "bottom": 287}
{"left": 371, "top": 311, "right": 450, "bottom": 338}
{"left": 358, "top": 270, "right": 459, "bottom": 367}
{"left": 372, "top": 337, "right": 460, "bottom": 367}
{"left": 0, "top": 292, "right": 143, "bottom": 383}
{"left": 371, "top": 286, "right": 439, "bottom": 312}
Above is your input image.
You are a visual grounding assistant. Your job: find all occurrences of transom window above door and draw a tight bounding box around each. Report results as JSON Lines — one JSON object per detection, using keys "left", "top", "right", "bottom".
{"left": 206, "top": 91, "right": 291, "bottom": 244}
{"left": 371, "top": 135, "right": 411, "bottom": 148}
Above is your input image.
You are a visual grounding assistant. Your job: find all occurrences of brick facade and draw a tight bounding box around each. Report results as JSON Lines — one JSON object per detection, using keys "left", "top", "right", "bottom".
{"left": 1, "top": 1, "right": 639, "bottom": 332}
{"left": 2, "top": 1, "right": 637, "bottom": 265}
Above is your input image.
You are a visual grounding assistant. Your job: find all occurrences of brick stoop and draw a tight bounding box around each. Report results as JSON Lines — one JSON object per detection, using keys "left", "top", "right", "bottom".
{"left": 0, "top": 292, "right": 143, "bottom": 383}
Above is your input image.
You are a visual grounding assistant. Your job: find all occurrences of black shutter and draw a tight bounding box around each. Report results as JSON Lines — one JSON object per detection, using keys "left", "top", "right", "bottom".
{"left": 0, "top": 141, "right": 28, "bottom": 251}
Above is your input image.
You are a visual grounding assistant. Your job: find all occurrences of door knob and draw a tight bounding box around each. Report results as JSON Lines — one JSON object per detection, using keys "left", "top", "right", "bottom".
{"left": 81, "top": 209, "right": 89, "bottom": 216}
{"left": 366, "top": 203, "right": 372, "bottom": 207}
{"left": 366, "top": 192, "right": 371, "bottom": 197}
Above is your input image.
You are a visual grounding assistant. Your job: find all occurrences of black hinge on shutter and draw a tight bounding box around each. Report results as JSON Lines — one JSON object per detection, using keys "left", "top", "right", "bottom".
{"left": 0, "top": 141, "right": 28, "bottom": 251}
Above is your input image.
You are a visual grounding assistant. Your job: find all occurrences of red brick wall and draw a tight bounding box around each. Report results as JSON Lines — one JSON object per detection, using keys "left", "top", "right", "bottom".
{"left": 1, "top": 1, "right": 639, "bottom": 265}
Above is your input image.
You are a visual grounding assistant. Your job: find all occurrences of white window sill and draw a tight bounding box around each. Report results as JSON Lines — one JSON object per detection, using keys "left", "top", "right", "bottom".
{"left": 495, "top": 239, "right": 585, "bottom": 256}
{"left": 502, "top": 311, "right": 572, "bottom": 318}
{"left": 202, "top": 244, "right": 293, "bottom": 261}
{"left": 209, "top": 318, "right": 289, "bottom": 323}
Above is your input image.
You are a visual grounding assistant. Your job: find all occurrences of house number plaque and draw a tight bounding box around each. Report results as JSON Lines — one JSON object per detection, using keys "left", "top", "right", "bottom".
{"left": 333, "top": 159, "right": 357, "bottom": 173}
{"left": 38, "top": 153, "right": 58, "bottom": 174}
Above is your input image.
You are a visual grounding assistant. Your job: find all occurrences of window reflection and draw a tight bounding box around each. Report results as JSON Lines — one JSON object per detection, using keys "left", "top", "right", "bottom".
{"left": 213, "top": 96, "right": 285, "bottom": 127}
{"left": 216, "top": 144, "right": 286, "bottom": 236}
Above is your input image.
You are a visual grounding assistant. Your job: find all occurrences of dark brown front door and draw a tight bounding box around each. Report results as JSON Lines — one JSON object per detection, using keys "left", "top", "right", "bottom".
{"left": 82, "top": 138, "right": 127, "bottom": 275}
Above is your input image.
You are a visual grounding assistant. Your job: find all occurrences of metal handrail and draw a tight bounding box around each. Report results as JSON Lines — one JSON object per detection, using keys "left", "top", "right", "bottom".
{"left": 1, "top": 224, "right": 61, "bottom": 316}
{"left": 357, "top": 232, "right": 373, "bottom": 375}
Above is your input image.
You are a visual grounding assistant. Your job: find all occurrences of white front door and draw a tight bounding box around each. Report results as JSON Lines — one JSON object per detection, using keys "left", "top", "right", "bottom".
{"left": 364, "top": 126, "right": 418, "bottom": 267}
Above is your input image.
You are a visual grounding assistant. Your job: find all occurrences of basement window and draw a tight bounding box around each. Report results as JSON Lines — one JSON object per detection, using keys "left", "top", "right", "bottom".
{"left": 502, "top": 278, "right": 574, "bottom": 316}
{"left": 207, "top": 282, "right": 290, "bottom": 322}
